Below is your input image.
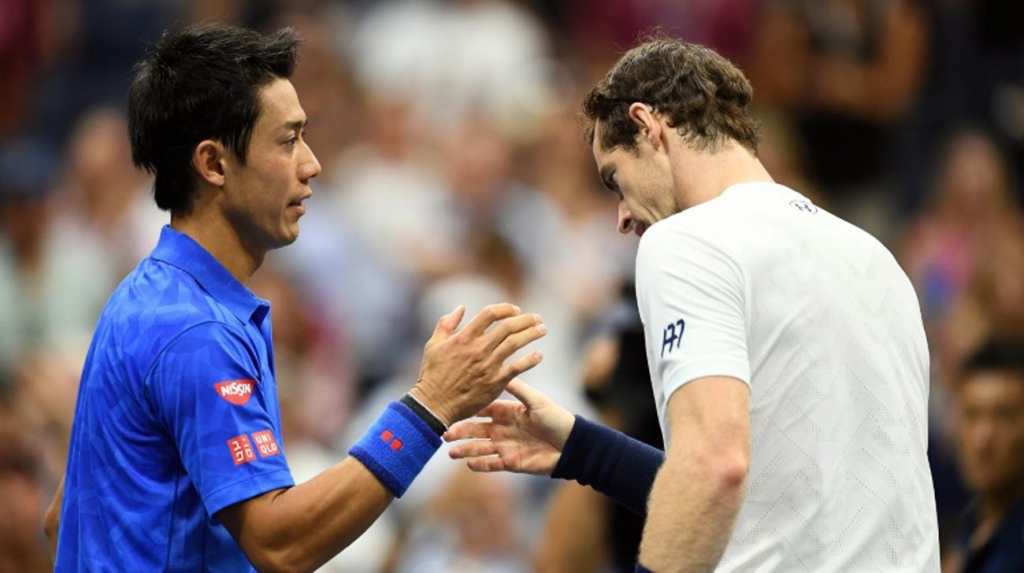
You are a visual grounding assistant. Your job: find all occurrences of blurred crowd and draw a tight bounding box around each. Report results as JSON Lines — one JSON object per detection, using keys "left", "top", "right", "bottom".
{"left": 1, "top": 0, "right": 1022, "bottom": 572}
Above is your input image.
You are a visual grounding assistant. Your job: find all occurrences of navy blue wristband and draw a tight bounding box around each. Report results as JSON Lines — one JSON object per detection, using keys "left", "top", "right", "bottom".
{"left": 635, "top": 563, "right": 654, "bottom": 573}
{"left": 551, "top": 415, "right": 664, "bottom": 515}
{"left": 350, "top": 401, "right": 441, "bottom": 497}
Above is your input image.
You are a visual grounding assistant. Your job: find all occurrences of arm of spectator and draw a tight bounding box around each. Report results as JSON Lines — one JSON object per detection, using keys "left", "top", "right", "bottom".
{"left": 811, "top": 0, "right": 928, "bottom": 121}
{"left": 535, "top": 482, "right": 612, "bottom": 573}
{"left": 44, "top": 476, "right": 63, "bottom": 560}
{"left": 636, "top": 376, "right": 750, "bottom": 573}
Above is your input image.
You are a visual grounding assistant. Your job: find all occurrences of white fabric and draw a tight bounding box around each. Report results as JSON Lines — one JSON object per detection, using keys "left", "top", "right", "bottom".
{"left": 636, "top": 182, "right": 939, "bottom": 572}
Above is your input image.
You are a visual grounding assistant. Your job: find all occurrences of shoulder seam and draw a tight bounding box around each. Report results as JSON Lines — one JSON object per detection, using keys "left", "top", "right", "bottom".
{"left": 142, "top": 319, "right": 259, "bottom": 425}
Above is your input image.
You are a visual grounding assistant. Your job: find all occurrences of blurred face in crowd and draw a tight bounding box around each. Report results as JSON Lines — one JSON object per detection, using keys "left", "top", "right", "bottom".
{"left": 219, "top": 78, "right": 321, "bottom": 251}
{"left": 955, "top": 369, "right": 1024, "bottom": 497}
{"left": 937, "top": 131, "right": 1011, "bottom": 220}
{"left": 592, "top": 116, "right": 678, "bottom": 238}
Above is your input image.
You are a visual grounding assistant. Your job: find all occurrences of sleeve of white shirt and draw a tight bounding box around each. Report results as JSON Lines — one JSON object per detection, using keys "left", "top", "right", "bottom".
{"left": 635, "top": 222, "right": 751, "bottom": 402}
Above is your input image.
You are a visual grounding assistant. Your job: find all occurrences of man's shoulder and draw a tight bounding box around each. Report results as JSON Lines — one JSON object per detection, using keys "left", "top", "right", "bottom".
{"left": 95, "top": 257, "right": 244, "bottom": 360}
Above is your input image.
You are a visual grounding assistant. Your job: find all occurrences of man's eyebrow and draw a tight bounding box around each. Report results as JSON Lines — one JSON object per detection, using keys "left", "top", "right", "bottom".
{"left": 281, "top": 119, "right": 308, "bottom": 131}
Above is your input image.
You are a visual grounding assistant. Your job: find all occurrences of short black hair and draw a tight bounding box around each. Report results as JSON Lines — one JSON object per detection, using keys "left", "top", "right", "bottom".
{"left": 961, "top": 339, "right": 1024, "bottom": 381}
{"left": 128, "top": 24, "right": 300, "bottom": 215}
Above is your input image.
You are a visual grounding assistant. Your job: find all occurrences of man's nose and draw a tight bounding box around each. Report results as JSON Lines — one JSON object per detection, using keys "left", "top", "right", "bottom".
{"left": 300, "top": 142, "right": 322, "bottom": 182}
{"left": 617, "top": 201, "right": 633, "bottom": 235}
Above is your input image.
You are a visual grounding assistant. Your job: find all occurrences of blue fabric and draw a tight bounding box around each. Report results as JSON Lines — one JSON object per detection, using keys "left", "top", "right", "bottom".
{"left": 958, "top": 497, "right": 1024, "bottom": 573}
{"left": 56, "top": 226, "right": 295, "bottom": 572}
{"left": 350, "top": 401, "right": 441, "bottom": 497}
{"left": 635, "top": 564, "right": 655, "bottom": 573}
{"left": 552, "top": 415, "right": 664, "bottom": 516}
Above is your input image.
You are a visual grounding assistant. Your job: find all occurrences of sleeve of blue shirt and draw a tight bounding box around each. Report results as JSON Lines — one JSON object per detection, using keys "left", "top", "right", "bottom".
{"left": 147, "top": 321, "right": 295, "bottom": 517}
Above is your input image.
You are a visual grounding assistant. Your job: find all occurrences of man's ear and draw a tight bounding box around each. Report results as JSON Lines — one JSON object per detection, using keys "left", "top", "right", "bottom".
{"left": 628, "top": 103, "right": 663, "bottom": 151}
{"left": 193, "top": 140, "right": 227, "bottom": 188}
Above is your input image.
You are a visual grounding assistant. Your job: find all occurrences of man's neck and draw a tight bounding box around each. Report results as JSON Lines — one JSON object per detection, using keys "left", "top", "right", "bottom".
{"left": 672, "top": 141, "right": 775, "bottom": 210}
{"left": 170, "top": 209, "right": 262, "bottom": 285}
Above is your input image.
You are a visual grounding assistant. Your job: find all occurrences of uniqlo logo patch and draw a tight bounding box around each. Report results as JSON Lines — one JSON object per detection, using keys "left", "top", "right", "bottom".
{"left": 214, "top": 379, "right": 255, "bottom": 406}
{"left": 252, "top": 430, "right": 280, "bottom": 458}
{"left": 228, "top": 435, "right": 256, "bottom": 466}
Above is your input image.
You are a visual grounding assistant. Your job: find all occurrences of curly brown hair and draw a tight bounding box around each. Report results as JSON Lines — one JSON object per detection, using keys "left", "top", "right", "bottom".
{"left": 583, "top": 37, "right": 760, "bottom": 154}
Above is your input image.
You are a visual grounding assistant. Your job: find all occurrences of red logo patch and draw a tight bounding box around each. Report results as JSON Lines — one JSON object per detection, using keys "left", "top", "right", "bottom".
{"left": 380, "top": 429, "right": 402, "bottom": 451}
{"left": 252, "top": 430, "right": 280, "bottom": 458}
{"left": 228, "top": 435, "right": 256, "bottom": 466}
{"left": 214, "top": 380, "right": 255, "bottom": 406}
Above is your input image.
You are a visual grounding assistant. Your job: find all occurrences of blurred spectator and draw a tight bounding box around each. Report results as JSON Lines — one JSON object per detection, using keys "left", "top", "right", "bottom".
{"left": 899, "top": 128, "right": 1023, "bottom": 551}
{"left": 947, "top": 340, "right": 1024, "bottom": 573}
{"left": 350, "top": 0, "right": 554, "bottom": 139}
{"left": 900, "top": 128, "right": 1022, "bottom": 333}
{"left": 748, "top": 0, "right": 929, "bottom": 235}
{"left": 0, "top": 0, "right": 37, "bottom": 136}
{"left": 510, "top": 105, "right": 635, "bottom": 321}
{"left": 557, "top": 0, "right": 758, "bottom": 63}
{"left": 393, "top": 466, "right": 531, "bottom": 573}
{"left": 940, "top": 231, "right": 1024, "bottom": 387}
{"left": 0, "top": 393, "right": 49, "bottom": 573}
{"left": 54, "top": 107, "right": 161, "bottom": 275}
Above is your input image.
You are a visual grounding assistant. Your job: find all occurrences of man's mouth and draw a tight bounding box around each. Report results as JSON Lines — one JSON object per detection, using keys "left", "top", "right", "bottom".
{"left": 289, "top": 192, "right": 312, "bottom": 209}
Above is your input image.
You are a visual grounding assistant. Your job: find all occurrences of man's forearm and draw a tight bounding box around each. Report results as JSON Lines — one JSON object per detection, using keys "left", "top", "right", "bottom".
{"left": 222, "top": 399, "right": 443, "bottom": 572}
{"left": 637, "top": 449, "right": 746, "bottom": 573}
{"left": 222, "top": 457, "right": 394, "bottom": 573}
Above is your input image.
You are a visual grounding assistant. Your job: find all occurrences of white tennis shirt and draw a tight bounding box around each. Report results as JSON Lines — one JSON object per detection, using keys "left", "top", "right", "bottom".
{"left": 636, "top": 182, "right": 939, "bottom": 572}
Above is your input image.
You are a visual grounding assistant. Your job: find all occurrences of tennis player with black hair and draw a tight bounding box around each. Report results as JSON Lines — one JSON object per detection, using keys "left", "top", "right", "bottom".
{"left": 44, "top": 24, "right": 546, "bottom": 572}
{"left": 447, "top": 37, "right": 940, "bottom": 573}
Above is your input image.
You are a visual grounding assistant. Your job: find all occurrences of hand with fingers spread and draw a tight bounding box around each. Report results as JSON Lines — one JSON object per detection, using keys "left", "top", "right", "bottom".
{"left": 409, "top": 303, "right": 548, "bottom": 426}
{"left": 444, "top": 378, "right": 575, "bottom": 475}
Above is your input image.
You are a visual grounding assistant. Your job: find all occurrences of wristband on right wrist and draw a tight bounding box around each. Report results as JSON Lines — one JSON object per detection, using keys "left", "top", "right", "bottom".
{"left": 349, "top": 400, "right": 441, "bottom": 497}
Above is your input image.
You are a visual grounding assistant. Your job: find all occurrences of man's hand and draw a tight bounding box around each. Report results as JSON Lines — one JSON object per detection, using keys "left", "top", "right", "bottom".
{"left": 444, "top": 378, "right": 574, "bottom": 475}
{"left": 411, "top": 304, "right": 547, "bottom": 425}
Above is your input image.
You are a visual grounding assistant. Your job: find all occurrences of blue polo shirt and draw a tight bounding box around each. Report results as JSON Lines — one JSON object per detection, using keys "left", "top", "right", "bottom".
{"left": 56, "top": 226, "right": 294, "bottom": 571}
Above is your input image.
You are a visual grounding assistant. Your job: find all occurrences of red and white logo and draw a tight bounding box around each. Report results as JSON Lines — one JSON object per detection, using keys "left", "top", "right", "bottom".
{"left": 214, "top": 379, "right": 255, "bottom": 406}
{"left": 252, "top": 430, "right": 281, "bottom": 458}
{"left": 228, "top": 435, "right": 256, "bottom": 466}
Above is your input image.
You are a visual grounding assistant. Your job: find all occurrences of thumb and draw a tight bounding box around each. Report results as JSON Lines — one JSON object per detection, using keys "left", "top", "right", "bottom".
{"left": 431, "top": 305, "right": 465, "bottom": 343}
{"left": 505, "top": 377, "right": 549, "bottom": 410}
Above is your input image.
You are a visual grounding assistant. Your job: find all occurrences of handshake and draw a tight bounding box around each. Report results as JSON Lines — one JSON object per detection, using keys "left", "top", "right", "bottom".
{"left": 411, "top": 302, "right": 576, "bottom": 477}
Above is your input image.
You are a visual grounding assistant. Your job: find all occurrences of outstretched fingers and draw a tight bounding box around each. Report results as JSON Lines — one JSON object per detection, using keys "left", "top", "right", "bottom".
{"left": 444, "top": 419, "right": 494, "bottom": 442}
{"left": 448, "top": 438, "right": 499, "bottom": 460}
{"left": 492, "top": 317, "right": 547, "bottom": 362}
{"left": 428, "top": 305, "right": 466, "bottom": 345}
{"left": 465, "top": 456, "right": 508, "bottom": 473}
{"left": 498, "top": 351, "right": 544, "bottom": 383}
{"left": 461, "top": 303, "right": 522, "bottom": 337}
{"left": 504, "top": 377, "right": 549, "bottom": 409}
